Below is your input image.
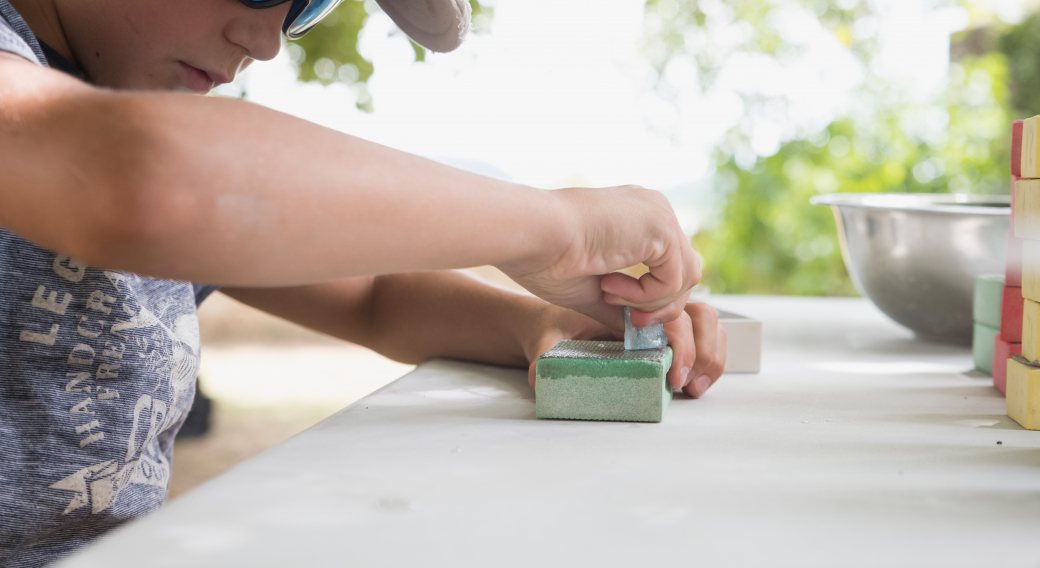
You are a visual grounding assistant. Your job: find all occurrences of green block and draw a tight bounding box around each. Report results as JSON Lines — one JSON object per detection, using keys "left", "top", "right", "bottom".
{"left": 973, "top": 274, "right": 1005, "bottom": 329}
{"left": 973, "top": 321, "right": 999, "bottom": 374}
{"left": 535, "top": 340, "right": 673, "bottom": 423}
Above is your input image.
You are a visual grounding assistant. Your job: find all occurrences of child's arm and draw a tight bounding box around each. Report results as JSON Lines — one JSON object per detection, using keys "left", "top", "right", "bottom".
{"left": 222, "top": 272, "right": 551, "bottom": 369}
{"left": 222, "top": 271, "right": 726, "bottom": 396}
{"left": 0, "top": 53, "right": 697, "bottom": 330}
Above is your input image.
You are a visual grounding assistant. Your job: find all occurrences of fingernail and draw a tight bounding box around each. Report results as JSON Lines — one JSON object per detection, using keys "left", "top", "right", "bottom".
{"left": 678, "top": 366, "right": 690, "bottom": 387}
{"left": 693, "top": 374, "right": 711, "bottom": 395}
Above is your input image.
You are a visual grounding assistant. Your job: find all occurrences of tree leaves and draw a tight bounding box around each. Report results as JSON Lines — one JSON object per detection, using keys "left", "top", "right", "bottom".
{"left": 645, "top": 0, "right": 1016, "bottom": 295}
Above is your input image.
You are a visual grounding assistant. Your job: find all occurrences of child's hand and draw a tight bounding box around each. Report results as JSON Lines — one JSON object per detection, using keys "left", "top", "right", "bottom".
{"left": 524, "top": 302, "right": 727, "bottom": 398}
{"left": 500, "top": 185, "right": 701, "bottom": 332}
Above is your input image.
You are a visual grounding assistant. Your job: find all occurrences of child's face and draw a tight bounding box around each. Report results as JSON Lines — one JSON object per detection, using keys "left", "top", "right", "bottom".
{"left": 55, "top": 0, "right": 290, "bottom": 92}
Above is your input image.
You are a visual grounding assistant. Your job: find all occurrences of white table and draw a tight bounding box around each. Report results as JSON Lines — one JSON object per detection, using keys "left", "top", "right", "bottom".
{"left": 60, "top": 296, "right": 1040, "bottom": 567}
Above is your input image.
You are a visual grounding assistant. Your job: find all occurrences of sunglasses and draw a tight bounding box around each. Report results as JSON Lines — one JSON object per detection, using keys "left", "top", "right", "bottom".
{"left": 239, "top": 0, "right": 345, "bottom": 40}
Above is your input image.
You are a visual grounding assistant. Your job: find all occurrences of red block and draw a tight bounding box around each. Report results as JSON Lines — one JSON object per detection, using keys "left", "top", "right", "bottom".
{"left": 1012, "top": 120, "right": 1023, "bottom": 177}
{"left": 1007, "top": 227, "right": 1023, "bottom": 287}
{"left": 1001, "top": 285, "right": 1024, "bottom": 343}
{"left": 993, "top": 335, "right": 1022, "bottom": 396}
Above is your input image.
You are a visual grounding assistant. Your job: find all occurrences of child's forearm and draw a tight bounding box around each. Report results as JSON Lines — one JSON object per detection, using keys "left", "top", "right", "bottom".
{"left": 224, "top": 271, "right": 549, "bottom": 367}
{"left": 366, "top": 271, "right": 548, "bottom": 367}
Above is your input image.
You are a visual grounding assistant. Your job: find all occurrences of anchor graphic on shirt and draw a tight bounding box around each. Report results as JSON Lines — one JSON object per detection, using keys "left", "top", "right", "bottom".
{"left": 49, "top": 460, "right": 122, "bottom": 515}
{"left": 50, "top": 394, "right": 175, "bottom": 515}
{"left": 50, "top": 454, "right": 170, "bottom": 515}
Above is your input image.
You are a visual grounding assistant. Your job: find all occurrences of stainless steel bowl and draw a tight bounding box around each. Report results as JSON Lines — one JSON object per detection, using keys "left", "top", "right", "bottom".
{"left": 810, "top": 193, "right": 1010, "bottom": 344}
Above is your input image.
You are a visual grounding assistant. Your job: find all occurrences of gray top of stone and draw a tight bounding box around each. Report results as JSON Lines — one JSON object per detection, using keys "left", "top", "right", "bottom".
{"left": 623, "top": 306, "right": 668, "bottom": 350}
{"left": 540, "top": 340, "right": 669, "bottom": 362}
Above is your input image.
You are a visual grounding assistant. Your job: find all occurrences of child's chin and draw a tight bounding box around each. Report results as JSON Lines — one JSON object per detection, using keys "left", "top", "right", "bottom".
{"left": 173, "top": 83, "right": 208, "bottom": 94}
{"left": 99, "top": 73, "right": 190, "bottom": 93}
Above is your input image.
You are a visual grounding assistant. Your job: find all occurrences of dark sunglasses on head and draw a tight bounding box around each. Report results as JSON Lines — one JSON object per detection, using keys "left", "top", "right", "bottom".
{"left": 239, "top": 0, "right": 344, "bottom": 40}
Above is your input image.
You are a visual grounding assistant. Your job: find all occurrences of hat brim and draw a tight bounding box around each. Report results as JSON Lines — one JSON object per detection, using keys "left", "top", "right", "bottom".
{"left": 375, "top": 0, "right": 471, "bottom": 53}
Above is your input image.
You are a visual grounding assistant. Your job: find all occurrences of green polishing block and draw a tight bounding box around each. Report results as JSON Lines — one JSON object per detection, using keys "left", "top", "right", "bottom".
{"left": 535, "top": 340, "right": 673, "bottom": 423}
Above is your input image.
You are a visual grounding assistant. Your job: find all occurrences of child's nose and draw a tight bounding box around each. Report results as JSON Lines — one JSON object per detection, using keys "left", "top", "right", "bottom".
{"left": 225, "top": 3, "right": 290, "bottom": 62}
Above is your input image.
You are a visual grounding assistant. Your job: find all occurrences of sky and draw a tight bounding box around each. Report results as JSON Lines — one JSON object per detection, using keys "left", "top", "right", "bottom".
{"left": 215, "top": 0, "right": 1028, "bottom": 201}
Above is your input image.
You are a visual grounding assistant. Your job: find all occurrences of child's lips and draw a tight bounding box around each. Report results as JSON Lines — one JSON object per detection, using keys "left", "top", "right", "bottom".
{"left": 178, "top": 62, "right": 229, "bottom": 94}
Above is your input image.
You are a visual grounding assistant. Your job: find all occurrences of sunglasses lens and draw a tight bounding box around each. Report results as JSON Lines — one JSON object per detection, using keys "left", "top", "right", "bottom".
{"left": 284, "top": 0, "right": 344, "bottom": 39}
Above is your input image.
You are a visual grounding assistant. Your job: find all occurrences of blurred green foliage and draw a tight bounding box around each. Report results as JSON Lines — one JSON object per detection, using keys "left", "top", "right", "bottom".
{"left": 696, "top": 54, "right": 1011, "bottom": 295}
{"left": 644, "top": 0, "right": 1021, "bottom": 295}
{"left": 293, "top": 0, "right": 372, "bottom": 85}
{"left": 289, "top": 0, "right": 492, "bottom": 111}
{"left": 999, "top": 12, "right": 1040, "bottom": 118}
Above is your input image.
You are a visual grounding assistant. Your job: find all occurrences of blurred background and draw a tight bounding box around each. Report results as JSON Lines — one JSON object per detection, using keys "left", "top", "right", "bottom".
{"left": 173, "top": 0, "right": 1040, "bottom": 495}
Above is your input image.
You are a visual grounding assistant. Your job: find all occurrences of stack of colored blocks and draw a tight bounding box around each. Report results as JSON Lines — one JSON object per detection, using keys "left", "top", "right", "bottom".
{"left": 993, "top": 280, "right": 1023, "bottom": 395}
{"left": 973, "top": 121, "right": 1025, "bottom": 393}
{"left": 972, "top": 271, "right": 1022, "bottom": 392}
{"left": 1006, "top": 116, "right": 1040, "bottom": 429}
{"left": 990, "top": 120, "right": 1026, "bottom": 395}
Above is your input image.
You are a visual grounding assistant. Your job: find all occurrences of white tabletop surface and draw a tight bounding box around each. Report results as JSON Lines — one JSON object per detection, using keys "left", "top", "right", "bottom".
{"left": 59, "top": 296, "right": 1040, "bottom": 568}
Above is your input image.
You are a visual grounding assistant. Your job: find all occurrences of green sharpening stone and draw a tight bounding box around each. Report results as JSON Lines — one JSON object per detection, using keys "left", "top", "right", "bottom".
{"left": 973, "top": 321, "right": 999, "bottom": 374}
{"left": 973, "top": 274, "right": 1005, "bottom": 329}
{"left": 535, "top": 340, "right": 673, "bottom": 423}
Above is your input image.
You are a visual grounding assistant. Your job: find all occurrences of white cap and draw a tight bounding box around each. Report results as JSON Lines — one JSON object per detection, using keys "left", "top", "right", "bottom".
{"left": 375, "top": 0, "right": 471, "bottom": 52}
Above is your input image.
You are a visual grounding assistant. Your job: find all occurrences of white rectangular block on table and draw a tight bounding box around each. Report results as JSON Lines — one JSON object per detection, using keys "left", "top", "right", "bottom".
{"left": 716, "top": 308, "right": 761, "bottom": 373}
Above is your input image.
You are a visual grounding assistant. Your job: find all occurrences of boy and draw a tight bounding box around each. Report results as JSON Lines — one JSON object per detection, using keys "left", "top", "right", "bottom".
{"left": 0, "top": 0, "right": 726, "bottom": 564}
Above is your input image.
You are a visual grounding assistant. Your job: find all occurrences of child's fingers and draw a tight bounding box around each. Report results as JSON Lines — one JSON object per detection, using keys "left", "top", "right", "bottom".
{"left": 600, "top": 243, "right": 700, "bottom": 312}
{"left": 685, "top": 303, "right": 720, "bottom": 380}
{"left": 684, "top": 320, "right": 727, "bottom": 398}
{"left": 599, "top": 271, "right": 681, "bottom": 312}
{"left": 663, "top": 311, "right": 695, "bottom": 389}
{"left": 600, "top": 275, "right": 689, "bottom": 322}
{"left": 617, "top": 293, "right": 691, "bottom": 328}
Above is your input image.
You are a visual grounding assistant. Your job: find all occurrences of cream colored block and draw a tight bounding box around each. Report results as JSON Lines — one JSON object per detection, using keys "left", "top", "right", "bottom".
{"left": 717, "top": 309, "right": 761, "bottom": 373}
{"left": 1025, "top": 240, "right": 1040, "bottom": 302}
{"left": 1024, "top": 299, "right": 1040, "bottom": 364}
{"left": 1007, "top": 356, "right": 1040, "bottom": 430}
{"left": 1023, "top": 116, "right": 1040, "bottom": 178}
{"left": 1014, "top": 179, "right": 1040, "bottom": 240}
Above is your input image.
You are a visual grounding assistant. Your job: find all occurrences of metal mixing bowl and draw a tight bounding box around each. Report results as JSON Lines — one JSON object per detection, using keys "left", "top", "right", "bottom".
{"left": 810, "top": 193, "right": 1010, "bottom": 344}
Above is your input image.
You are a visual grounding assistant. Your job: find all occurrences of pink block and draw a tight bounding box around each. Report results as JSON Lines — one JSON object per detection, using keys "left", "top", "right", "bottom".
{"left": 1001, "top": 285, "right": 1024, "bottom": 343}
{"left": 1007, "top": 227, "right": 1023, "bottom": 287}
{"left": 993, "top": 335, "right": 1022, "bottom": 396}
{"left": 1013, "top": 120, "right": 1023, "bottom": 177}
